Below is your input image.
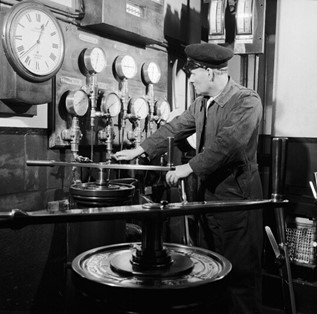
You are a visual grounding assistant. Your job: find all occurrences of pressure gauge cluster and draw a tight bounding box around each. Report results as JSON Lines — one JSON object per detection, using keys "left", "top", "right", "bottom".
{"left": 65, "top": 90, "right": 89, "bottom": 117}
{"left": 114, "top": 55, "right": 137, "bottom": 80}
{"left": 101, "top": 92, "right": 122, "bottom": 117}
{"left": 141, "top": 61, "right": 161, "bottom": 85}
{"left": 128, "top": 97, "right": 149, "bottom": 120}
{"left": 79, "top": 47, "right": 107, "bottom": 75}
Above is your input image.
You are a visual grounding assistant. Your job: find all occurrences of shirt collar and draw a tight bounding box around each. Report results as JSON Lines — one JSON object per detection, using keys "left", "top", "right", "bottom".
{"left": 213, "top": 77, "right": 237, "bottom": 108}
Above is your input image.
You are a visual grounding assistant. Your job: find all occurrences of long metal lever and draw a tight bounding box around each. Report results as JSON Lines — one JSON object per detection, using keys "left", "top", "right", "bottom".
{"left": 178, "top": 179, "right": 192, "bottom": 246}
{"left": 26, "top": 160, "right": 175, "bottom": 172}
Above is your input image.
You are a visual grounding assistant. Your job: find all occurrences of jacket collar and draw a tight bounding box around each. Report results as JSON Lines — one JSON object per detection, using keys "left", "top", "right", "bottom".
{"left": 213, "top": 77, "right": 237, "bottom": 108}
{"left": 197, "top": 77, "right": 237, "bottom": 110}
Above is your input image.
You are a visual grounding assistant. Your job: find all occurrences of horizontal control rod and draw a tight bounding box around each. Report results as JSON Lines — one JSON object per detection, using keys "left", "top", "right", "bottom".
{"left": 0, "top": 199, "right": 289, "bottom": 229}
{"left": 26, "top": 160, "right": 175, "bottom": 172}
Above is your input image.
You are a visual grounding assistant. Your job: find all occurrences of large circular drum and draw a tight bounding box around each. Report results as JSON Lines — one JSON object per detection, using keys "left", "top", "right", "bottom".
{"left": 72, "top": 242, "right": 231, "bottom": 313}
{"left": 69, "top": 179, "right": 135, "bottom": 207}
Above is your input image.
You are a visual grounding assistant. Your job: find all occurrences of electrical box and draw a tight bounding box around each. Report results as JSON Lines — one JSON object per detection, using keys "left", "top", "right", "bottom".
{"left": 234, "top": 0, "right": 266, "bottom": 54}
{"left": 80, "top": 0, "right": 165, "bottom": 45}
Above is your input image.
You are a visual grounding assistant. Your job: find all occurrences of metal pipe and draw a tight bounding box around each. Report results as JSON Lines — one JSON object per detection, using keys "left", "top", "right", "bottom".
{"left": 167, "top": 137, "right": 174, "bottom": 167}
{"left": 271, "top": 137, "right": 296, "bottom": 314}
{"left": 0, "top": 199, "right": 287, "bottom": 229}
{"left": 271, "top": 137, "right": 288, "bottom": 202}
{"left": 26, "top": 160, "right": 175, "bottom": 172}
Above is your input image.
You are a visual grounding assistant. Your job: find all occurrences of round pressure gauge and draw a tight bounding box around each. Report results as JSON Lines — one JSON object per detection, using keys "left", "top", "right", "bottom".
{"left": 155, "top": 99, "right": 171, "bottom": 122}
{"left": 142, "top": 61, "right": 161, "bottom": 84}
{"left": 128, "top": 97, "right": 149, "bottom": 119}
{"left": 65, "top": 90, "right": 89, "bottom": 117}
{"left": 114, "top": 55, "right": 137, "bottom": 80}
{"left": 101, "top": 92, "right": 122, "bottom": 117}
{"left": 80, "top": 47, "right": 106, "bottom": 75}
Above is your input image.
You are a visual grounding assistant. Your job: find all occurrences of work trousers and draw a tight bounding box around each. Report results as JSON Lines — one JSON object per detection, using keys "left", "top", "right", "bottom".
{"left": 199, "top": 206, "right": 263, "bottom": 314}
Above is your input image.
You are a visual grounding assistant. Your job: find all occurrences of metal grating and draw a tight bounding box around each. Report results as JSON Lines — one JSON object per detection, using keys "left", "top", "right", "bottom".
{"left": 286, "top": 217, "right": 317, "bottom": 266}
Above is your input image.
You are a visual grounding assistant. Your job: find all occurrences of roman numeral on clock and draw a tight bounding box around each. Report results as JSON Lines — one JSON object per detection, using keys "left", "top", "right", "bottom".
{"left": 17, "top": 45, "right": 24, "bottom": 54}
{"left": 25, "top": 56, "right": 31, "bottom": 65}
{"left": 49, "top": 53, "right": 56, "bottom": 61}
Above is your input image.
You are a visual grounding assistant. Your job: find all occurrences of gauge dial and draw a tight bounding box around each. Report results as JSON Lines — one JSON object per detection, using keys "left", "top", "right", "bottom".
{"left": 2, "top": 1, "right": 65, "bottom": 82}
{"left": 155, "top": 99, "right": 171, "bottom": 121}
{"left": 128, "top": 97, "right": 149, "bottom": 119}
{"left": 65, "top": 90, "right": 89, "bottom": 117}
{"left": 209, "top": 0, "right": 225, "bottom": 35}
{"left": 236, "top": 0, "right": 253, "bottom": 35}
{"left": 101, "top": 92, "right": 122, "bottom": 117}
{"left": 81, "top": 47, "right": 106, "bottom": 74}
{"left": 142, "top": 61, "right": 161, "bottom": 85}
{"left": 114, "top": 55, "right": 137, "bottom": 79}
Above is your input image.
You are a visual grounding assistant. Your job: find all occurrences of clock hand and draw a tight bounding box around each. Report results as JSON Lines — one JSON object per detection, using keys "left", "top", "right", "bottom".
{"left": 36, "top": 24, "right": 45, "bottom": 43}
{"left": 20, "top": 42, "right": 39, "bottom": 58}
{"left": 19, "top": 24, "right": 45, "bottom": 58}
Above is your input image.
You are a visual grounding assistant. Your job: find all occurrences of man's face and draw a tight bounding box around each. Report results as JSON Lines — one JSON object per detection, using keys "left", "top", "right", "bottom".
{"left": 188, "top": 68, "right": 211, "bottom": 96}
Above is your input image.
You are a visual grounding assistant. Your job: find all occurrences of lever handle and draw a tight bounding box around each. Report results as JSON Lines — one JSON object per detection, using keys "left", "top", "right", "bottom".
{"left": 265, "top": 226, "right": 284, "bottom": 266}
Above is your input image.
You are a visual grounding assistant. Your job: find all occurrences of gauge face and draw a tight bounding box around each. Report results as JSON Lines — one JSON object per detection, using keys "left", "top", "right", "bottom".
{"left": 2, "top": 2, "right": 65, "bottom": 82}
{"left": 155, "top": 99, "right": 171, "bottom": 121}
{"left": 129, "top": 97, "right": 149, "bottom": 119}
{"left": 114, "top": 55, "right": 137, "bottom": 79}
{"left": 65, "top": 90, "right": 89, "bottom": 117}
{"left": 101, "top": 92, "right": 122, "bottom": 117}
{"left": 142, "top": 61, "right": 161, "bottom": 84}
{"left": 82, "top": 47, "right": 106, "bottom": 74}
{"left": 236, "top": 0, "right": 253, "bottom": 35}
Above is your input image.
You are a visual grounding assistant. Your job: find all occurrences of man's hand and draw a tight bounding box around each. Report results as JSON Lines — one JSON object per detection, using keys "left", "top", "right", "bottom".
{"left": 166, "top": 163, "right": 193, "bottom": 186}
{"left": 113, "top": 146, "right": 145, "bottom": 161}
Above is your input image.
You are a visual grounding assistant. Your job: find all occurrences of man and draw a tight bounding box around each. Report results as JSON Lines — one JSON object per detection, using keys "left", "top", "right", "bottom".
{"left": 114, "top": 43, "right": 263, "bottom": 314}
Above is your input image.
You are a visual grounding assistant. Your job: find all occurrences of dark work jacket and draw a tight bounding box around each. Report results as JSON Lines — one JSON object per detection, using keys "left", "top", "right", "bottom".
{"left": 141, "top": 77, "right": 263, "bottom": 201}
{"left": 141, "top": 77, "right": 264, "bottom": 313}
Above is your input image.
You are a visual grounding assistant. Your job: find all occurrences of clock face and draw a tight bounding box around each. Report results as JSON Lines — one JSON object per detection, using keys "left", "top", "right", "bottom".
{"left": 2, "top": 2, "right": 65, "bottom": 82}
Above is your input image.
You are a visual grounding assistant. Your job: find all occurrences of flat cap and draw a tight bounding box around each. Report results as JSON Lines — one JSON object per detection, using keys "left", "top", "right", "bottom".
{"left": 185, "top": 43, "right": 234, "bottom": 69}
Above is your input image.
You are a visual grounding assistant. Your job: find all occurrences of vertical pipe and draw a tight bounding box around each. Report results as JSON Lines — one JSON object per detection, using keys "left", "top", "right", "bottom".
{"left": 271, "top": 137, "right": 288, "bottom": 203}
{"left": 240, "top": 55, "right": 248, "bottom": 87}
{"left": 167, "top": 137, "right": 174, "bottom": 167}
{"left": 271, "top": 137, "right": 296, "bottom": 314}
{"left": 253, "top": 54, "right": 259, "bottom": 91}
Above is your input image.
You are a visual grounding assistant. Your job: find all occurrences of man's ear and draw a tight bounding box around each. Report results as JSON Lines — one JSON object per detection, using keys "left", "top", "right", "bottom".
{"left": 207, "top": 68, "right": 214, "bottom": 81}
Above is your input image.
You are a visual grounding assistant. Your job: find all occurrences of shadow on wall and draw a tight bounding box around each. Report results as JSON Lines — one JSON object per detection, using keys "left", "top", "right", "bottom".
{"left": 164, "top": 3, "right": 201, "bottom": 45}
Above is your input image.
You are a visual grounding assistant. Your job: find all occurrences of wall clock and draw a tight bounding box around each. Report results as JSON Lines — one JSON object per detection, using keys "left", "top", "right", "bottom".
{"left": 2, "top": 1, "right": 65, "bottom": 82}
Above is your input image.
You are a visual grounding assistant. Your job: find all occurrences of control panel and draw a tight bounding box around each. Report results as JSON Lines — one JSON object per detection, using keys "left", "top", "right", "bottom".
{"left": 47, "top": 23, "right": 169, "bottom": 162}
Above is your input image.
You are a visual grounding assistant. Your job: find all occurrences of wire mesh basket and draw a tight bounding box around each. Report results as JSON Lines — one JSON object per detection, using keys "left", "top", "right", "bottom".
{"left": 286, "top": 217, "right": 317, "bottom": 267}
